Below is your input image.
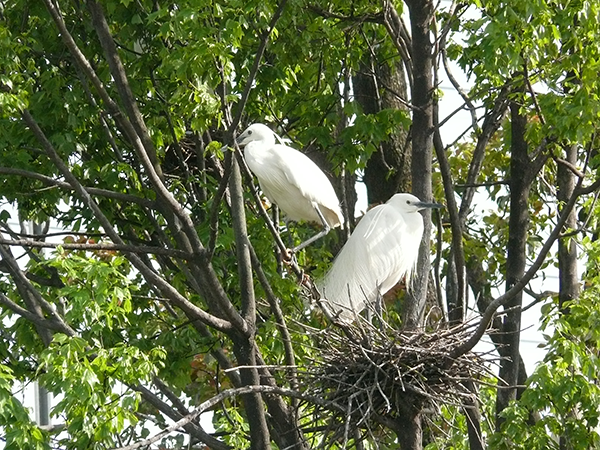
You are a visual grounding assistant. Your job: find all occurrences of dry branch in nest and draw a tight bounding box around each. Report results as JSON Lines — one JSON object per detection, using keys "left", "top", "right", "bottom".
{"left": 299, "top": 317, "right": 495, "bottom": 445}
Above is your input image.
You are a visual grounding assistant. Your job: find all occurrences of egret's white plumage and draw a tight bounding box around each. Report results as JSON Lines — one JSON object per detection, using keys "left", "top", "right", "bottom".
{"left": 236, "top": 123, "right": 343, "bottom": 251}
{"left": 319, "top": 193, "right": 440, "bottom": 321}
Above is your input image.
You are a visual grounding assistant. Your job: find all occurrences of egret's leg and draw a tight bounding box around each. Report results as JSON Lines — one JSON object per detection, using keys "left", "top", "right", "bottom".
{"left": 273, "top": 206, "right": 285, "bottom": 275}
{"left": 365, "top": 289, "right": 383, "bottom": 326}
{"left": 282, "top": 218, "right": 295, "bottom": 249}
{"left": 292, "top": 203, "right": 332, "bottom": 252}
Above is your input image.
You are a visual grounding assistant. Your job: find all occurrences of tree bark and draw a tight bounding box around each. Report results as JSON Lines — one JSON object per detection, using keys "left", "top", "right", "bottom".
{"left": 495, "top": 99, "right": 530, "bottom": 428}
{"left": 353, "top": 48, "right": 411, "bottom": 204}
{"left": 395, "top": 396, "right": 424, "bottom": 450}
{"left": 558, "top": 145, "right": 580, "bottom": 313}
{"left": 231, "top": 337, "right": 271, "bottom": 450}
{"left": 402, "top": 0, "right": 435, "bottom": 332}
{"left": 466, "top": 236, "right": 530, "bottom": 399}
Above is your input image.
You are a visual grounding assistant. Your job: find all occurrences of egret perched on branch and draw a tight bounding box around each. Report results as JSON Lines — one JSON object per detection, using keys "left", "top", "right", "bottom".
{"left": 318, "top": 193, "right": 441, "bottom": 321}
{"left": 236, "top": 123, "right": 344, "bottom": 252}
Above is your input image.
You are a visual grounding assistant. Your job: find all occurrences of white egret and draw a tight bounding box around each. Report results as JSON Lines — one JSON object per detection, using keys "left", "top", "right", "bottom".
{"left": 318, "top": 193, "right": 441, "bottom": 321}
{"left": 236, "top": 123, "right": 344, "bottom": 252}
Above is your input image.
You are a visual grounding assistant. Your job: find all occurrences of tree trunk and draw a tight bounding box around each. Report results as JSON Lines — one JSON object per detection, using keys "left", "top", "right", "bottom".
{"left": 558, "top": 144, "right": 580, "bottom": 450}
{"left": 232, "top": 337, "right": 271, "bottom": 450}
{"left": 558, "top": 144, "right": 579, "bottom": 313}
{"left": 353, "top": 47, "right": 411, "bottom": 205}
{"left": 495, "top": 99, "right": 530, "bottom": 428}
{"left": 395, "top": 396, "right": 424, "bottom": 450}
{"left": 403, "top": 0, "right": 435, "bottom": 332}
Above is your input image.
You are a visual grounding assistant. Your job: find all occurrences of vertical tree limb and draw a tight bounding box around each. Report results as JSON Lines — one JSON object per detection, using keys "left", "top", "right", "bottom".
{"left": 402, "top": 0, "right": 435, "bottom": 332}
{"left": 495, "top": 99, "right": 530, "bottom": 426}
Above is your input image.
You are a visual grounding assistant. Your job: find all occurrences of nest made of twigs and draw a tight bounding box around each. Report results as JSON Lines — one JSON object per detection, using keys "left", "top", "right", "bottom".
{"left": 300, "top": 317, "right": 494, "bottom": 441}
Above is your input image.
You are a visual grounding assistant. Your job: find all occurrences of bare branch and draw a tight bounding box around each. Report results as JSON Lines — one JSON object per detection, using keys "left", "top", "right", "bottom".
{"left": 112, "top": 385, "right": 337, "bottom": 450}
{"left": 0, "top": 291, "right": 71, "bottom": 335}
{"left": 554, "top": 156, "right": 585, "bottom": 179}
{"left": 0, "top": 236, "right": 190, "bottom": 259}
{"left": 450, "top": 168, "right": 586, "bottom": 359}
{"left": 21, "top": 109, "right": 234, "bottom": 333}
{"left": 0, "top": 166, "right": 155, "bottom": 208}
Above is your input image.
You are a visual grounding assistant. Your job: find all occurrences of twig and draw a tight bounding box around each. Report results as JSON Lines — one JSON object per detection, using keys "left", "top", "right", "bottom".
{"left": 450, "top": 155, "right": 588, "bottom": 359}
{"left": 554, "top": 156, "right": 585, "bottom": 179}
{"left": 0, "top": 237, "right": 190, "bottom": 259}
{"left": 111, "top": 385, "right": 339, "bottom": 450}
{"left": 21, "top": 109, "right": 234, "bottom": 333}
{"left": 0, "top": 167, "right": 155, "bottom": 208}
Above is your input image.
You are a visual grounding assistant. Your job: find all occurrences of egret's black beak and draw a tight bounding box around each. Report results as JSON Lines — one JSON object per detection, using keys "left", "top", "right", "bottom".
{"left": 416, "top": 201, "right": 443, "bottom": 210}
{"left": 235, "top": 134, "right": 246, "bottom": 145}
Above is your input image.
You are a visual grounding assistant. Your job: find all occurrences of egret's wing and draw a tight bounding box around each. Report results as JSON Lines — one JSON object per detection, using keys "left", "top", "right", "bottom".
{"left": 249, "top": 146, "right": 295, "bottom": 200}
{"left": 320, "top": 204, "right": 395, "bottom": 318}
{"left": 245, "top": 141, "right": 342, "bottom": 226}
{"left": 274, "top": 145, "right": 343, "bottom": 226}
{"left": 320, "top": 202, "right": 424, "bottom": 321}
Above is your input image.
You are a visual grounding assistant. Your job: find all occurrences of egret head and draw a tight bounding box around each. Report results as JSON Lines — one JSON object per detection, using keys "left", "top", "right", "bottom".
{"left": 236, "top": 123, "right": 275, "bottom": 147}
{"left": 389, "top": 193, "right": 443, "bottom": 213}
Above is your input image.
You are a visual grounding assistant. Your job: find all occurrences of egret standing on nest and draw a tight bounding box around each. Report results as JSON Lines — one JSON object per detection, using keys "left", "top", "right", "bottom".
{"left": 318, "top": 193, "right": 441, "bottom": 321}
{"left": 236, "top": 123, "right": 344, "bottom": 252}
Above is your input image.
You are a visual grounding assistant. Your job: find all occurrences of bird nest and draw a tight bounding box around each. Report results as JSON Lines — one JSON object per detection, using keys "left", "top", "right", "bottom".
{"left": 299, "top": 318, "right": 494, "bottom": 442}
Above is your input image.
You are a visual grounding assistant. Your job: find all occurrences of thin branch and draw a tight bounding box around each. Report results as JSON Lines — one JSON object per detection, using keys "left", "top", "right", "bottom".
{"left": 522, "top": 58, "right": 545, "bottom": 125}
{"left": 207, "top": 151, "right": 233, "bottom": 259}
{"left": 455, "top": 180, "right": 509, "bottom": 189}
{"left": 0, "top": 245, "right": 75, "bottom": 336}
{"left": 434, "top": 115, "right": 466, "bottom": 322}
{"left": 554, "top": 156, "right": 585, "bottom": 179}
{"left": 21, "top": 109, "right": 234, "bottom": 333}
{"left": 0, "top": 236, "right": 190, "bottom": 259}
{"left": 131, "top": 383, "right": 229, "bottom": 450}
{"left": 44, "top": 0, "right": 205, "bottom": 255}
{"left": 227, "top": 0, "right": 289, "bottom": 137}
{"left": 111, "top": 385, "right": 340, "bottom": 450}
{"left": 441, "top": 43, "right": 480, "bottom": 134}
{"left": 458, "top": 86, "right": 511, "bottom": 222}
{"left": 307, "top": 5, "right": 384, "bottom": 24}
{"left": 0, "top": 167, "right": 155, "bottom": 208}
{"left": 522, "top": 287, "right": 557, "bottom": 313}
{"left": 247, "top": 242, "right": 298, "bottom": 400}
{"left": 450, "top": 167, "right": 588, "bottom": 359}
{"left": 381, "top": 0, "right": 413, "bottom": 88}
{"left": 0, "top": 291, "right": 71, "bottom": 335}
{"left": 85, "top": 0, "right": 161, "bottom": 175}
{"left": 42, "top": 0, "right": 138, "bottom": 149}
